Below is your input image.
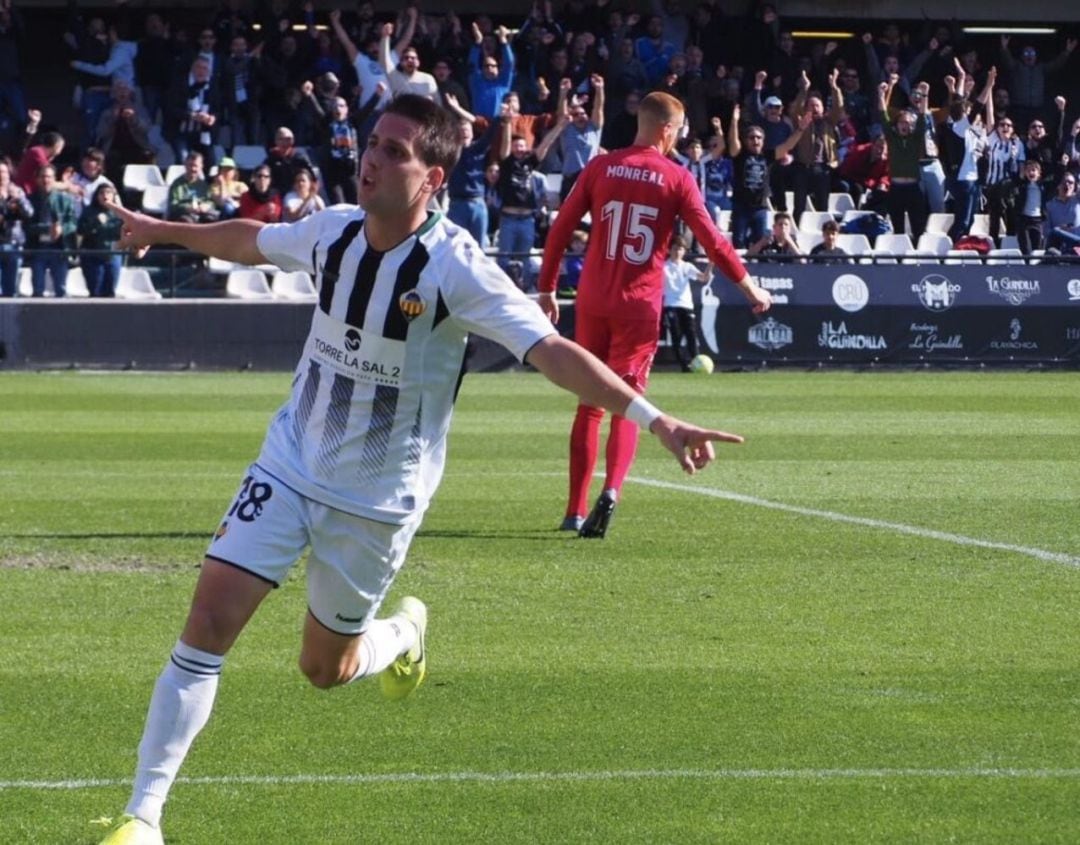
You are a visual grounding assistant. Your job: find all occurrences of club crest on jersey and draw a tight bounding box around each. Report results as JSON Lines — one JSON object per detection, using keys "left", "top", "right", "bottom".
{"left": 399, "top": 289, "right": 426, "bottom": 321}
{"left": 214, "top": 521, "right": 229, "bottom": 540}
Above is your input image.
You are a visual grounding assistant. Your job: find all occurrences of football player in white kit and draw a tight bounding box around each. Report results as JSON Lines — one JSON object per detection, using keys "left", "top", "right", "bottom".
{"left": 97, "top": 95, "right": 746, "bottom": 845}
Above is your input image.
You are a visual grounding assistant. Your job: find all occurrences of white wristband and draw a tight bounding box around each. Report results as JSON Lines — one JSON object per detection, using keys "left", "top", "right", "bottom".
{"left": 624, "top": 395, "right": 663, "bottom": 431}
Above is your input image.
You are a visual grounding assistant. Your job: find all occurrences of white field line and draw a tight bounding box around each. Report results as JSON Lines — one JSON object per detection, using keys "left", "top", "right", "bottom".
{"left": 628, "top": 477, "right": 1080, "bottom": 570}
{"left": 4, "top": 767, "right": 1080, "bottom": 792}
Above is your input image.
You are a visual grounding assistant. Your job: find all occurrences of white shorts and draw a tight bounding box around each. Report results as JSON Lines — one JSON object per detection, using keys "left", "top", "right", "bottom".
{"left": 206, "top": 464, "right": 420, "bottom": 635}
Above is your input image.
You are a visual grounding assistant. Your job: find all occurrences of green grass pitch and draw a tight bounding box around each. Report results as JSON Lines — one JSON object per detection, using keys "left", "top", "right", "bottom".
{"left": 0, "top": 369, "right": 1078, "bottom": 844}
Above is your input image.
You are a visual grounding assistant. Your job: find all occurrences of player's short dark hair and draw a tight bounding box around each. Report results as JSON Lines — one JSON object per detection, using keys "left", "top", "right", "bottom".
{"left": 39, "top": 131, "right": 63, "bottom": 150}
{"left": 383, "top": 94, "right": 462, "bottom": 174}
{"left": 774, "top": 211, "right": 792, "bottom": 226}
{"left": 821, "top": 219, "right": 839, "bottom": 234}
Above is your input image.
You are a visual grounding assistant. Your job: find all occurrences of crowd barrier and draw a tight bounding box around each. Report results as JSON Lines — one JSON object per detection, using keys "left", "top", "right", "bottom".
{"left": 708, "top": 262, "right": 1080, "bottom": 365}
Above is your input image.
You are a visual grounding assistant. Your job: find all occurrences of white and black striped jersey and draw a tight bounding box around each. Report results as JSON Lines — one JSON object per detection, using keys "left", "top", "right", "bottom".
{"left": 254, "top": 206, "right": 556, "bottom": 524}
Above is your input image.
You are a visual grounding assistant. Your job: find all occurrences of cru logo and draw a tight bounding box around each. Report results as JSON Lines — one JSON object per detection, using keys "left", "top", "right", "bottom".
{"left": 990, "top": 317, "right": 1039, "bottom": 351}
{"left": 344, "top": 328, "right": 362, "bottom": 351}
{"left": 748, "top": 316, "right": 794, "bottom": 350}
{"left": 817, "top": 321, "right": 887, "bottom": 350}
{"left": 1068, "top": 279, "right": 1080, "bottom": 301}
{"left": 912, "top": 274, "right": 960, "bottom": 311}
{"left": 985, "top": 274, "right": 1041, "bottom": 305}
{"left": 832, "top": 273, "right": 869, "bottom": 313}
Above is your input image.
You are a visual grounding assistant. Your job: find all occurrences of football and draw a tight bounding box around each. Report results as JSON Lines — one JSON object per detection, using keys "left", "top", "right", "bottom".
{"left": 688, "top": 354, "right": 714, "bottom": 374}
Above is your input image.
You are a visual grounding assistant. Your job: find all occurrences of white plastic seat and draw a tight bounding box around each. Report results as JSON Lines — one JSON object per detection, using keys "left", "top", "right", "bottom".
{"left": 17, "top": 266, "right": 32, "bottom": 296}
{"left": 969, "top": 213, "right": 991, "bottom": 237}
{"left": 226, "top": 269, "right": 274, "bottom": 299}
{"left": 716, "top": 208, "right": 731, "bottom": 232}
{"left": 944, "top": 249, "right": 982, "bottom": 265}
{"left": 926, "top": 212, "right": 954, "bottom": 235}
{"left": 798, "top": 210, "right": 835, "bottom": 234}
{"left": 122, "top": 164, "right": 165, "bottom": 193}
{"left": 874, "top": 233, "right": 914, "bottom": 254}
{"left": 542, "top": 172, "right": 562, "bottom": 208}
{"left": 801, "top": 232, "right": 824, "bottom": 254}
{"left": 867, "top": 247, "right": 899, "bottom": 264}
{"left": 272, "top": 270, "right": 317, "bottom": 301}
{"left": 827, "top": 192, "right": 855, "bottom": 214}
{"left": 116, "top": 268, "right": 163, "bottom": 300}
{"left": 164, "top": 164, "right": 186, "bottom": 185}
{"left": 916, "top": 231, "right": 953, "bottom": 257}
{"left": 65, "top": 266, "right": 90, "bottom": 298}
{"left": 985, "top": 248, "right": 1025, "bottom": 265}
{"left": 141, "top": 185, "right": 169, "bottom": 216}
{"left": 231, "top": 144, "right": 268, "bottom": 171}
{"left": 209, "top": 256, "right": 243, "bottom": 274}
{"left": 836, "top": 233, "right": 872, "bottom": 256}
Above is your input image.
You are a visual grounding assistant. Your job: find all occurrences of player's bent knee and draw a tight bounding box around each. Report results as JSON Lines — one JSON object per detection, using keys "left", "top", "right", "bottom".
{"left": 298, "top": 653, "right": 356, "bottom": 690}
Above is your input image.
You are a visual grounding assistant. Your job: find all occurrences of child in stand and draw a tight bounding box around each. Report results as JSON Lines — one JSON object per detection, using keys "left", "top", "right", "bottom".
{"left": 558, "top": 229, "right": 588, "bottom": 297}
{"left": 1015, "top": 159, "right": 1046, "bottom": 255}
{"left": 662, "top": 235, "right": 710, "bottom": 372}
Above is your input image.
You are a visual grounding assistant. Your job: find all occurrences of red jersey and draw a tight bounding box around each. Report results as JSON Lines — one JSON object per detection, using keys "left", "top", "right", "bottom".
{"left": 538, "top": 145, "right": 747, "bottom": 322}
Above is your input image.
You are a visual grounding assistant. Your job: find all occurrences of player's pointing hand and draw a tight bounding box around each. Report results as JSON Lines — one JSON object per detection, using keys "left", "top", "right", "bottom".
{"left": 108, "top": 201, "right": 155, "bottom": 259}
{"left": 650, "top": 416, "right": 745, "bottom": 475}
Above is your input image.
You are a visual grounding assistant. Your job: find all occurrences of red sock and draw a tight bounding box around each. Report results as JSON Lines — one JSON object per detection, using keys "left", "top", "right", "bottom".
{"left": 603, "top": 413, "right": 641, "bottom": 496}
{"left": 567, "top": 404, "right": 604, "bottom": 517}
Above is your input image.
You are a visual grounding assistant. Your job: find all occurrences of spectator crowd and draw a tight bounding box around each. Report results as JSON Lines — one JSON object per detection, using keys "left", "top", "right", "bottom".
{"left": 1, "top": 0, "right": 1079, "bottom": 298}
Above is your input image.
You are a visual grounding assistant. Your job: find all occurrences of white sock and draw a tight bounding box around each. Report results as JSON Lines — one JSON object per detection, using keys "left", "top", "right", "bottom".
{"left": 348, "top": 615, "right": 417, "bottom": 682}
{"left": 126, "top": 641, "right": 223, "bottom": 828}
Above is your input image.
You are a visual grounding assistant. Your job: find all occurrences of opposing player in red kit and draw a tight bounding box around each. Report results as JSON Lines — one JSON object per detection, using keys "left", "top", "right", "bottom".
{"left": 537, "top": 91, "right": 772, "bottom": 538}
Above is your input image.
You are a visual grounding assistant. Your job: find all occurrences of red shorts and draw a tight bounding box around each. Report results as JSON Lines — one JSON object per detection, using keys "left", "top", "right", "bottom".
{"left": 573, "top": 310, "right": 659, "bottom": 394}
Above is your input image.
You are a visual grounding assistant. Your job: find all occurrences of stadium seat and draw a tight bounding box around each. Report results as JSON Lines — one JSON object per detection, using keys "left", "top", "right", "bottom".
{"left": 999, "top": 234, "right": 1020, "bottom": 251}
{"left": 836, "top": 233, "right": 872, "bottom": 256}
{"left": 122, "top": 164, "right": 165, "bottom": 193}
{"left": 226, "top": 269, "right": 274, "bottom": 299}
{"left": 800, "top": 232, "right": 823, "bottom": 254}
{"left": 867, "top": 247, "right": 899, "bottom": 264}
{"left": 232, "top": 144, "right": 268, "bottom": 171}
{"left": 827, "top": 192, "right": 856, "bottom": 214}
{"left": 716, "top": 208, "right": 731, "bottom": 232}
{"left": 141, "top": 185, "right": 169, "bottom": 216}
{"left": 164, "top": 164, "right": 186, "bottom": 185}
{"left": 17, "top": 266, "right": 32, "bottom": 296}
{"left": 926, "top": 212, "right": 954, "bottom": 235}
{"left": 985, "top": 248, "right": 1025, "bottom": 265}
{"left": 272, "top": 271, "right": 317, "bottom": 301}
{"left": 542, "top": 172, "right": 562, "bottom": 208}
{"left": 65, "top": 267, "right": 90, "bottom": 298}
{"left": 782, "top": 191, "right": 813, "bottom": 212}
{"left": 874, "top": 233, "right": 915, "bottom": 254}
{"left": 944, "top": 249, "right": 982, "bottom": 265}
{"left": 916, "top": 231, "right": 952, "bottom": 257}
{"left": 116, "top": 268, "right": 163, "bottom": 300}
{"left": 969, "top": 214, "right": 991, "bottom": 237}
{"left": 798, "top": 210, "right": 835, "bottom": 234}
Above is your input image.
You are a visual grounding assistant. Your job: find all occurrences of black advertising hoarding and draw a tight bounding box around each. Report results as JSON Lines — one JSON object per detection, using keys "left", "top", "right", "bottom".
{"left": 707, "top": 263, "right": 1080, "bottom": 364}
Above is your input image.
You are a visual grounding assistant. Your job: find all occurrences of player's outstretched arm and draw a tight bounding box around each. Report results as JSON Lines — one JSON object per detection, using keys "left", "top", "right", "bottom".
{"left": 526, "top": 335, "right": 743, "bottom": 474}
{"left": 109, "top": 202, "right": 269, "bottom": 266}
